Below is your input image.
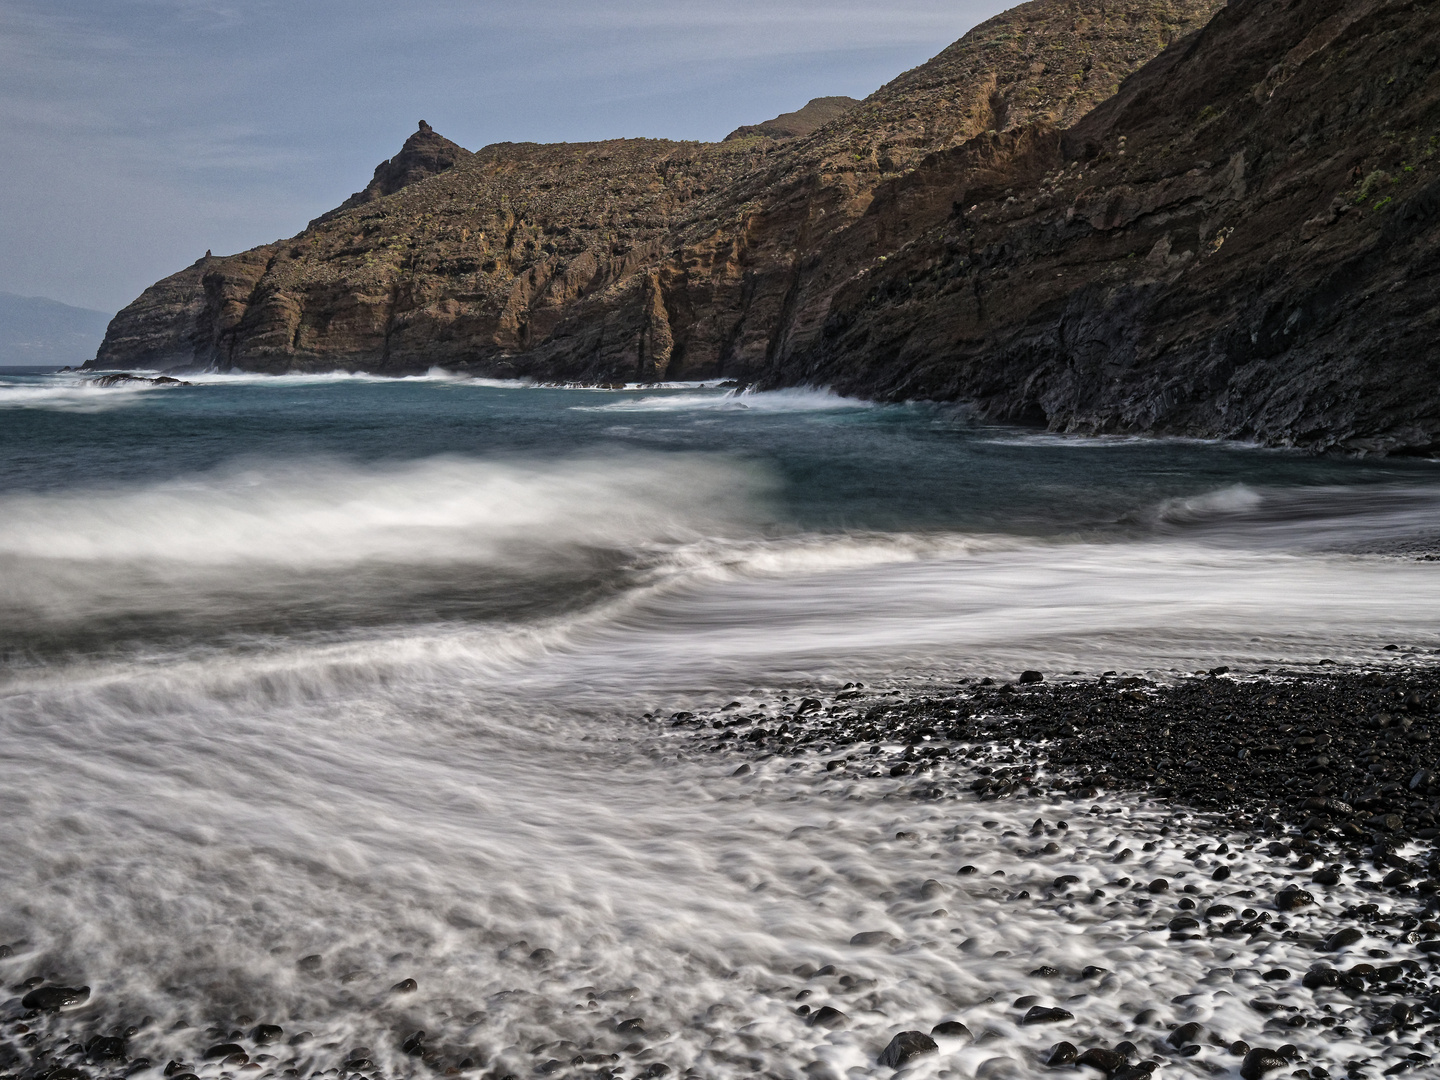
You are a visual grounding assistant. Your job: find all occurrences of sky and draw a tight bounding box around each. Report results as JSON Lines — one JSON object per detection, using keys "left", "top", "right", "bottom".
{"left": 0, "top": 0, "right": 1011, "bottom": 315}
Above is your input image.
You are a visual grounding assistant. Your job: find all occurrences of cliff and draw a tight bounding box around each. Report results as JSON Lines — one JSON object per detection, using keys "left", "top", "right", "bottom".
{"left": 770, "top": 0, "right": 1440, "bottom": 453}
{"left": 99, "top": 0, "right": 1440, "bottom": 454}
{"left": 93, "top": 0, "right": 1223, "bottom": 381}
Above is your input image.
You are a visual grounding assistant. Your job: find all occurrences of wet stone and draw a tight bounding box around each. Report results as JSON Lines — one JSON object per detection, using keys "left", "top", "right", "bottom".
{"left": 1240, "top": 1047, "right": 1289, "bottom": 1080}
{"left": 1167, "top": 1023, "right": 1203, "bottom": 1048}
{"left": 1077, "top": 1047, "right": 1126, "bottom": 1075}
{"left": 20, "top": 986, "right": 90, "bottom": 1012}
{"left": 1278, "top": 886, "right": 1315, "bottom": 911}
{"left": 86, "top": 1036, "right": 126, "bottom": 1061}
{"left": 930, "top": 1021, "right": 971, "bottom": 1041}
{"left": 1022, "top": 1006, "right": 1074, "bottom": 1025}
{"left": 878, "top": 1031, "right": 938, "bottom": 1068}
{"left": 1045, "top": 1042, "right": 1078, "bottom": 1066}
{"left": 1326, "top": 928, "right": 1366, "bottom": 951}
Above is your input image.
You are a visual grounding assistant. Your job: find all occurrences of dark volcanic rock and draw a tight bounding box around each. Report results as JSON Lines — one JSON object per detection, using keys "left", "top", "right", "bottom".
{"left": 90, "top": 373, "right": 190, "bottom": 387}
{"left": 778, "top": 0, "right": 1440, "bottom": 453}
{"left": 1276, "top": 886, "right": 1314, "bottom": 912}
{"left": 1045, "top": 1041, "right": 1078, "bottom": 1066}
{"left": 1076, "top": 1047, "right": 1126, "bottom": 1075}
{"left": 931, "top": 1020, "right": 972, "bottom": 1041}
{"left": 21, "top": 986, "right": 90, "bottom": 1012}
{"left": 1022, "top": 1006, "right": 1074, "bottom": 1024}
{"left": 1325, "top": 927, "right": 1365, "bottom": 951}
{"left": 878, "top": 1031, "right": 938, "bottom": 1068}
{"left": 1239, "top": 1046, "right": 1288, "bottom": 1080}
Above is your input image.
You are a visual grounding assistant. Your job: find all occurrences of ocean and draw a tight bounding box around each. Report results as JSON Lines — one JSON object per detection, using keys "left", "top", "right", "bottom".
{"left": 2, "top": 369, "right": 1439, "bottom": 1079}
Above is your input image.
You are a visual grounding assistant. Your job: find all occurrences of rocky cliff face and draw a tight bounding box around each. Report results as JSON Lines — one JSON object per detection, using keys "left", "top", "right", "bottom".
{"left": 771, "top": 0, "right": 1440, "bottom": 453}
{"left": 105, "top": 0, "right": 1440, "bottom": 455}
{"left": 93, "top": 0, "right": 1222, "bottom": 380}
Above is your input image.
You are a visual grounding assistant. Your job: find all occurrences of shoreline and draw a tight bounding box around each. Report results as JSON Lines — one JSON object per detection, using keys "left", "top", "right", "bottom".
{"left": 6, "top": 664, "right": 1440, "bottom": 1080}
{"left": 673, "top": 665, "right": 1440, "bottom": 858}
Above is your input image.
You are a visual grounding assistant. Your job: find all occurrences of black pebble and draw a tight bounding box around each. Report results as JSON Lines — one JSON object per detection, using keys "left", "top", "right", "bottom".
{"left": 251, "top": 1026, "right": 283, "bottom": 1045}
{"left": 1022, "top": 1006, "right": 1074, "bottom": 1024}
{"left": 878, "top": 1031, "right": 938, "bottom": 1068}
{"left": 1167, "top": 1023, "right": 1203, "bottom": 1048}
{"left": 1240, "top": 1047, "right": 1288, "bottom": 1080}
{"left": 1276, "top": 886, "right": 1314, "bottom": 911}
{"left": 930, "top": 1021, "right": 971, "bottom": 1041}
{"left": 20, "top": 986, "right": 90, "bottom": 1012}
{"left": 1046, "top": 1042, "right": 1078, "bottom": 1066}
{"left": 1077, "top": 1047, "right": 1125, "bottom": 1074}
{"left": 1325, "top": 927, "right": 1364, "bottom": 951}
{"left": 86, "top": 1036, "right": 126, "bottom": 1061}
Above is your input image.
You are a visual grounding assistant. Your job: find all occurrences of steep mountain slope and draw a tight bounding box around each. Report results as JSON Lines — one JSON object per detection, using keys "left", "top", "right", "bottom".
{"left": 773, "top": 0, "right": 1440, "bottom": 453}
{"left": 92, "top": 0, "right": 1222, "bottom": 380}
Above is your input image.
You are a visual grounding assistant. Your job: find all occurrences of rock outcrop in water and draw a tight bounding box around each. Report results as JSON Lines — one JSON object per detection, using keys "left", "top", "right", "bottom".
{"left": 92, "top": 0, "right": 1221, "bottom": 379}
{"left": 94, "top": 0, "right": 1440, "bottom": 453}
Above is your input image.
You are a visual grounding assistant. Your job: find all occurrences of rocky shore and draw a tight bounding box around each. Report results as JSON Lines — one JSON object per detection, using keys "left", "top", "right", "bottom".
{"left": 680, "top": 664, "right": 1440, "bottom": 848}
{"left": 6, "top": 664, "right": 1440, "bottom": 1080}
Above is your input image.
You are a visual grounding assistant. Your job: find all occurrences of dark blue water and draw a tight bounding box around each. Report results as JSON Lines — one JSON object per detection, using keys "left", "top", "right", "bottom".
{"left": 4, "top": 371, "right": 1437, "bottom": 535}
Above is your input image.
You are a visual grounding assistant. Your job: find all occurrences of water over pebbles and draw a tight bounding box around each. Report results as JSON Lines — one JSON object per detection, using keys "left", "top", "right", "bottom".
{"left": 5, "top": 678, "right": 1439, "bottom": 1080}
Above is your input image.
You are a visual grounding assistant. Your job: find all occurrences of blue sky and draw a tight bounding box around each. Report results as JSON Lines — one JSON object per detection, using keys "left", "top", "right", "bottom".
{"left": 0, "top": 1, "right": 1008, "bottom": 314}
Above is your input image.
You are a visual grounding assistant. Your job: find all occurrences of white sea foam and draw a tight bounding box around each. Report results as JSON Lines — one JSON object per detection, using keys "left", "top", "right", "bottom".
{"left": 3, "top": 451, "right": 1439, "bottom": 1079}
{"left": 576, "top": 387, "right": 871, "bottom": 413}
{"left": 0, "top": 635, "right": 1429, "bottom": 1079}
{"left": 0, "top": 373, "right": 167, "bottom": 411}
{"left": 182, "top": 369, "right": 531, "bottom": 388}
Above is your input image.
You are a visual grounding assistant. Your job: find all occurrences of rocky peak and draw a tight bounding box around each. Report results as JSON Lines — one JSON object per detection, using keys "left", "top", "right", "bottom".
{"left": 317, "top": 121, "right": 472, "bottom": 223}
{"left": 724, "top": 96, "right": 860, "bottom": 141}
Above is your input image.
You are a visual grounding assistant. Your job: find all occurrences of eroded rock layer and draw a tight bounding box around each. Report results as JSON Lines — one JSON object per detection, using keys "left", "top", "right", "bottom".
{"left": 93, "top": 0, "right": 1222, "bottom": 381}
{"left": 776, "top": 0, "right": 1440, "bottom": 453}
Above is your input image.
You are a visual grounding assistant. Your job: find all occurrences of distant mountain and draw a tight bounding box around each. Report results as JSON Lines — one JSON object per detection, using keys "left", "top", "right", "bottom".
{"left": 724, "top": 96, "right": 860, "bottom": 141}
{"left": 0, "top": 293, "right": 112, "bottom": 367}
